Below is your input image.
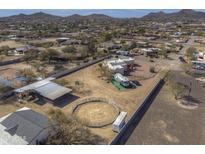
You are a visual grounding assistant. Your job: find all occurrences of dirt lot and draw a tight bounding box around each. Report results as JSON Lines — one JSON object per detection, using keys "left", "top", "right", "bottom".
{"left": 0, "top": 55, "right": 24, "bottom": 62}
{"left": 126, "top": 72, "right": 205, "bottom": 144}
{"left": 55, "top": 62, "right": 159, "bottom": 141}
{"left": 0, "top": 58, "right": 160, "bottom": 142}
{"left": 28, "top": 38, "right": 58, "bottom": 44}
{"left": 74, "top": 102, "right": 118, "bottom": 126}
{"left": 0, "top": 63, "right": 32, "bottom": 79}
{"left": 0, "top": 97, "right": 55, "bottom": 118}
{"left": 0, "top": 40, "right": 24, "bottom": 48}
{"left": 130, "top": 55, "right": 159, "bottom": 80}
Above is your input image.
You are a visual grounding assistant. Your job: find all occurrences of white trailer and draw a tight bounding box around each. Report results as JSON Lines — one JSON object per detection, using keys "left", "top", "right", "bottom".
{"left": 114, "top": 73, "right": 130, "bottom": 87}
{"left": 112, "top": 111, "right": 127, "bottom": 133}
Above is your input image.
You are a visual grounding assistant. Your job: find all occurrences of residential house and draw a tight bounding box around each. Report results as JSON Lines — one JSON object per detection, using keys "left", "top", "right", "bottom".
{"left": 7, "top": 45, "right": 36, "bottom": 56}
{"left": 0, "top": 107, "right": 55, "bottom": 145}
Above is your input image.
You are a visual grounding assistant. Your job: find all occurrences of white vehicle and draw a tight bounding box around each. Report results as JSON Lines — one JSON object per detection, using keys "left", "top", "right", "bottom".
{"left": 114, "top": 73, "right": 130, "bottom": 87}
{"left": 112, "top": 111, "right": 127, "bottom": 133}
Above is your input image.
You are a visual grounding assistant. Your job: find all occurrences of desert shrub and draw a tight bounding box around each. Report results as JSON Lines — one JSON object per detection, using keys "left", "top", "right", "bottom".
{"left": 167, "top": 72, "right": 186, "bottom": 99}
{"left": 46, "top": 109, "right": 106, "bottom": 145}
{"left": 31, "top": 41, "right": 54, "bottom": 48}
{"left": 55, "top": 79, "right": 70, "bottom": 87}
{"left": 98, "top": 64, "right": 114, "bottom": 82}
{"left": 181, "top": 62, "right": 192, "bottom": 74}
{"left": 149, "top": 66, "right": 155, "bottom": 73}
{"left": 0, "top": 45, "right": 10, "bottom": 55}
{"left": 17, "top": 68, "right": 37, "bottom": 84}
{"left": 62, "top": 46, "right": 76, "bottom": 53}
{"left": 185, "top": 47, "right": 197, "bottom": 61}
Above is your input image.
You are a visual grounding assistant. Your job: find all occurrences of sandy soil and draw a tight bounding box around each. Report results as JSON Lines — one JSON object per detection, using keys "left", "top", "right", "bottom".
{"left": 59, "top": 63, "right": 158, "bottom": 115}
{"left": 0, "top": 59, "right": 159, "bottom": 142}
{"left": 0, "top": 40, "right": 24, "bottom": 48}
{"left": 0, "top": 55, "right": 24, "bottom": 62}
{"left": 74, "top": 102, "right": 118, "bottom": 126}
{"left": 0, "top": 100, "right": 55, "bottom": 118}
{"left": 126, "top": 73, "right": 205, "bottom": 145}
{"left": 28, "top": 38, "right": 57, "bottom": 44}
{"left": 0, "top": 63, "right": 32, "bottom": 79}
{"left": 130, "top": 55, "right": 157, "bottom": 80}
{"left": 56, "top": 62, "right": 159, "bottom": 141}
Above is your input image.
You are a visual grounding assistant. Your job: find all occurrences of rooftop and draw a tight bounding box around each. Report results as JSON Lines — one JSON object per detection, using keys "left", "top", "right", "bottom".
{"left": 15, "top": 79, "right": 72, "bottom": 101}
{"left": 0, "top": 107, "right": 52, "bottom": 145}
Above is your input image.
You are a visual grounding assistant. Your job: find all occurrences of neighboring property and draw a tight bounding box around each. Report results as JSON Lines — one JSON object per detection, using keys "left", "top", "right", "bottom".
{"left": 56, "top": 37, "right": 70, "bottom": 43}
{"left": 140, "top": 48, "right": 160, "bottom": 58}
{"left": 116, "top": 50, "right": 130, "bottom": 56}
{"left": 14, "top": 79, "right": 72, "bottom": 103}
{"left": 0, "top": 107, "right": 55, "bottom": 145}
{"left": 7, "top": 45, "right": 36, "bottom": 56}
{"left": 103, "top": 56, "right": 135, "bottom": 75}
{"left": 196, "top": 52, "right": 205, "bottom": 61}
{"left": 191, "top": 51, "right": 205, "bottom": 70}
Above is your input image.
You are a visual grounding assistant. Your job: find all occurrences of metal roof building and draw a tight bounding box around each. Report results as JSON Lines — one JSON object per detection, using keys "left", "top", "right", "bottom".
{"left": 15, "top": 79, "right": 72, "bottom": 101}
{"left": 35, "top": 82, "right": 72, "bottom": 101}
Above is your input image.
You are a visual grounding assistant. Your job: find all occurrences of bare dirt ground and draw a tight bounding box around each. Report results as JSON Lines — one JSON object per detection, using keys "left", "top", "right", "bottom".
{"left": 126, "top": 72, "right": 205, "bottom": 145}
{"left": 0, "top": 58, "right": 160, "bottom": 142}
{"left": 0, "top": 98, "right": 55, "bottom": 118}
{"left": 59, "top": 63, "right": 158, "bottom": 115}
{"left": 28, "top": 38, "right": 58, "bottom": 43}
{"left": 195, "top": 46, "right": 205, "bottom": 51}
{"left": 0, "top": 55, "right": 24, "bottom": 62}
{"left": 0, "top": 63, "right": 32, "bottom": 79}
{"left": 55, "top": 62, "right": 159, "bottom": 141}
{"left": 74, "top": 102, "right": 118, "bottom": 126}
{"left": 0, "top": 40, "right": 24, "bottom": 48}
{"left": 130, "top": 55, "right": 157, "bottom": 80}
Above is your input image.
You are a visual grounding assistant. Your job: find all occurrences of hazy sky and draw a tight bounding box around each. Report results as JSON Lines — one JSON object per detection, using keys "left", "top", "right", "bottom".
{"left": 0, "top": 9, "right": 204, "bottom": 18}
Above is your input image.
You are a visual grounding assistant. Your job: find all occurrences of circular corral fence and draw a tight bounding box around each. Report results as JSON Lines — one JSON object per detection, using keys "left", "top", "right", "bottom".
{"left": 72, "top": 97, "right": 120, "bottom": 128}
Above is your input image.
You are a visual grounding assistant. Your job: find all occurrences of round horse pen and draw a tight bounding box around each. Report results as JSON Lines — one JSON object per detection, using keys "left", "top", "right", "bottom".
{"left": 72, "top": 97, "right": 120, "bottom": 128}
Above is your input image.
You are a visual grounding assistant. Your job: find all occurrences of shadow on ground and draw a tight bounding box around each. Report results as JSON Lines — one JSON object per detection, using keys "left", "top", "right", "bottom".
{"left": 53, "top": 93, "right": 79, "bottom": 108}
{"left": 111, "top": 79, "right": 165, "bottom": 145}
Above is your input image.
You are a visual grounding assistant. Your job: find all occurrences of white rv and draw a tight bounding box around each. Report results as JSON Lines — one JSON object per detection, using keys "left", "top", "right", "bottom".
{"left": 112, "top": 111, "right": 127, "bottom": 133}
{"left": 114, "top": 73, "right": 130, "bottom": 88}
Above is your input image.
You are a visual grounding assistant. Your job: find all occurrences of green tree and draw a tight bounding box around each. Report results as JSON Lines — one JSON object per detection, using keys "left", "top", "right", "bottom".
{"left": 185, "top": 47, "right": 197, "bottom": 61}
{"left": 102, "top": 32, "right": 112, "bottom": 42}
{"left": 98, "top": 64, "right": 114, "bottom": 82}
{"left": 158, "top": 49, "right": 168, "bottom": 58}
{"left": 18, "top": 68, "right": 37, "bottom": 84}
{"left": 87, "top": 39, "right": 97, "bottom": 54}
{"left": 46, "top": 48, "right": 59, "bottom": 63}
{"left": 167, "top": 73, "right": 186, "bottom": 99}
{"left": 62, "top": 46, "right": 76, "bottom": 53}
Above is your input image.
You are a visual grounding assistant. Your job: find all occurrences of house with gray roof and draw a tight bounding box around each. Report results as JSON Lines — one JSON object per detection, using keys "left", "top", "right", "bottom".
{"left": 0, "top": 107, "right": 55, "bottom": 145}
